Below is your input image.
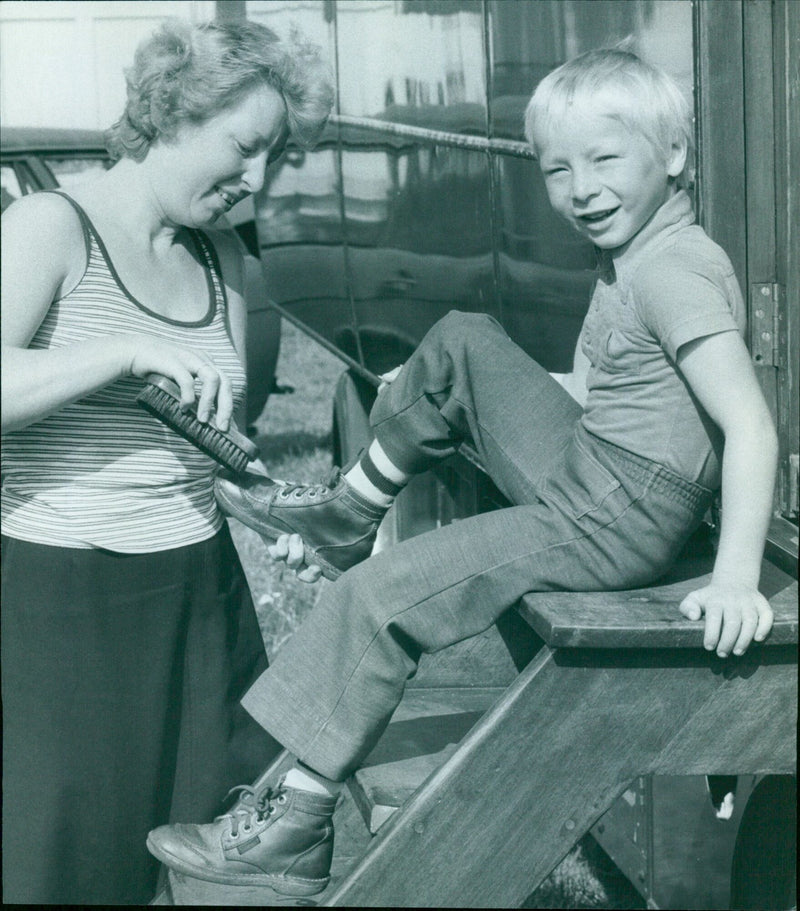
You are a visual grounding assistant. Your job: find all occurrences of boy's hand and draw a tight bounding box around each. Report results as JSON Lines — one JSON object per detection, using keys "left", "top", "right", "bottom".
{"left": 679, "top": 584, "right": 774, "bottom": 657}
{"left": 268, "top": 533, "right": 323, "bottom": 584}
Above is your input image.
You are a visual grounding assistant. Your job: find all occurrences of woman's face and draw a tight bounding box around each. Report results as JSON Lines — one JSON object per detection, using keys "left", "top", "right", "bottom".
{"left": 148, "top": 83, "right": 287, "bottom": 227}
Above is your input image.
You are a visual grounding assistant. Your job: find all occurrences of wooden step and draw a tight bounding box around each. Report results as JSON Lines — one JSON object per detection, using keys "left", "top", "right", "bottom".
{"left": 348, "top": 686, "right": 504, "bottom": 832}
{"left": 517, "top": 561, "right": 797, "bottom": 650}
{"left": 515, "top": 517, "right": 796, "bottom": 651}
{"left": 153, "top": 627, "right": 520, "bottom": 905}
{"left": 326, "top": 569, "right": 796, "bottom": 906}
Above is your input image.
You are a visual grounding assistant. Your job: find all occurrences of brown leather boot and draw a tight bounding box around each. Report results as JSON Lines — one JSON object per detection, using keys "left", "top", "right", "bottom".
{"left": 214, "top": 466, "right": 387, "bottom": 580}
{"left": 146, "top": 781, "right": 336, "bottom": 896}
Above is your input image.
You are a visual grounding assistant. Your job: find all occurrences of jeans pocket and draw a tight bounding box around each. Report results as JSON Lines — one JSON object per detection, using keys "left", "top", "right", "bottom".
{"left": 541, "top": 433, "right": 622, "bottom": 520}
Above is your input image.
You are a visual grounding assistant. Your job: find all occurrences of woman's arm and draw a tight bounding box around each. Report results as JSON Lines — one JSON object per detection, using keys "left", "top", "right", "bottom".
{"left": 2, "top": 195, "right": 234, "bottom": 434}
{"left": 1, "top": 193, "right": 126, "bottom": 432}
{"left": 676, "top": 330, "right": 777, "bottom": 657}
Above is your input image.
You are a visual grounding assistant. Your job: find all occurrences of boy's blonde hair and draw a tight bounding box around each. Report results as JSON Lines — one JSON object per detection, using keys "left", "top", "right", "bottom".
{"left": 524, "top": 45, "right": 694, "bottom": 188}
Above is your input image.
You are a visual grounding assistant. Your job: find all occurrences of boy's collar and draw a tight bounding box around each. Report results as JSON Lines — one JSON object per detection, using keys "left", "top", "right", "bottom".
{"left": 599, "top": 190, "right": 695, "bottom": 279}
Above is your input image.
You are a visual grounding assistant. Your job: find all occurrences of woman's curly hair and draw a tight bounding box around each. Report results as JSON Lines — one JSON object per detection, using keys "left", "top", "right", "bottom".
{"left": 106, "top": 19, "right": 334, "bottom": 161}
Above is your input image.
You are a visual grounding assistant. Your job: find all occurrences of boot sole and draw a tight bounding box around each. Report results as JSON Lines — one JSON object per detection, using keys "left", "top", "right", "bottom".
{"left": 214, "top": 485, "right": 346, "bottom": 581}
{"left": 146, "top": 833, "right": 329, "bottom": 896}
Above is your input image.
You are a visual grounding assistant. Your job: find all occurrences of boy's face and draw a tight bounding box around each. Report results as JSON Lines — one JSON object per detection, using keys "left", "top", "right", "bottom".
{"left": 535, "top": 99, "right": 685, "bottom": 251}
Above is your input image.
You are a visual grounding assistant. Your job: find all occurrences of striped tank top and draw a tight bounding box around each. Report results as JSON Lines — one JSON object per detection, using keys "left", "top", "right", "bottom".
{"left": 1, "top": 192, "right": 247, "bottom": 552}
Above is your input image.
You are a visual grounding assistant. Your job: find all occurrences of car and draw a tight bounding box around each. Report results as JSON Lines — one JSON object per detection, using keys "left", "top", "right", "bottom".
{"left": 0, "top": 126, "right": 281, "bottom": 430}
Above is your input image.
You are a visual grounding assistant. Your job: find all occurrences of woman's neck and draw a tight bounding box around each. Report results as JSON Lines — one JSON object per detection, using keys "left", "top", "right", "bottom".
{"left": 78, "top": 158, "right": 182, "bottom": 252}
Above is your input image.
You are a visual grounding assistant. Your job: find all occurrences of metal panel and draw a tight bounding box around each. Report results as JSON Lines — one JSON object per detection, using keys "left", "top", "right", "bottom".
{"left": 335, "top": 0, "right": 488, "bottom": 118}
{"left": 255, "top": 141, "right": 353, "bottom": 353}
{"left": 248, "top": 1, "right": 354, "bottom": 357}
{"left": 334, "top": 0, "right": 496, "bottom": 373}
{"left": 343, "top": 142, "right": 497, "bottom": 372}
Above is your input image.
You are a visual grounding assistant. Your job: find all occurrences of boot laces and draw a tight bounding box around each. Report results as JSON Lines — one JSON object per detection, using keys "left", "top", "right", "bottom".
{"left": 220, "top": 782, "right": 287, "bottom": 837}
{"left": 277, "top": 467, "right": 342, "bottom": 502}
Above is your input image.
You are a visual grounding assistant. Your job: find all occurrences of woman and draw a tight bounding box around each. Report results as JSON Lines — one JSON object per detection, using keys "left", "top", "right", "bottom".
{"left": 0, "top": 19, "right": 333, "bottom": 904}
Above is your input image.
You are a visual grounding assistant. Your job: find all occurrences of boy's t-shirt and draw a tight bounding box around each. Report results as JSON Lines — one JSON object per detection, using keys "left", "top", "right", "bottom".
{"left": 579, "top": 190, "right": 745, "bottom": 489}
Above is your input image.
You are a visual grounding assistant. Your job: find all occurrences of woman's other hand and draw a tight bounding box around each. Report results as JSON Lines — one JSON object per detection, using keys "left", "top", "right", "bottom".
{"left": 268, "top": 533, "right": 324, "bottom": 583}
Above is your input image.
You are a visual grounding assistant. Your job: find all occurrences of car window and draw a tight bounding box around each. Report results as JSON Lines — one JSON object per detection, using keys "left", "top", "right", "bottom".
{"left": 43, "top": 156, "right": 110, "bottom": 189}
{"left": 1, "top": 161, "right": 44, "bottom": 211}
{"left": 1, "top": 164, "right": 24, "bottom": 211}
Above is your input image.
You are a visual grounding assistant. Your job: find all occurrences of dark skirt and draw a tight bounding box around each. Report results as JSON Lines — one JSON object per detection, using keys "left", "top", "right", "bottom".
{"left": 1, "top": 526, "right": 280, "bottom": 904}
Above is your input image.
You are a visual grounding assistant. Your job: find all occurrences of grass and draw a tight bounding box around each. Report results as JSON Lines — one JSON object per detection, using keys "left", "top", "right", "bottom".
{"left": 228, "top": 318, "right": 644, "bottom": 909}
{"left": 524, "top": 838, "right": 644, "bottom": 909}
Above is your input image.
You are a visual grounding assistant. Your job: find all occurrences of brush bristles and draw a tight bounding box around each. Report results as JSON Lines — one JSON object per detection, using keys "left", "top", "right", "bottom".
{"left": 137, "top": 384, "right": 256, "bottom": 474}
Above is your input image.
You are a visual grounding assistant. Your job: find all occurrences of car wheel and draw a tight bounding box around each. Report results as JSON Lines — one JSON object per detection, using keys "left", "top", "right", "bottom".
{"left": 332, "top": 369, "right": 375, "bottom": 468}
{"left": 729, "top": 774, "right": 796, "bottom": 910}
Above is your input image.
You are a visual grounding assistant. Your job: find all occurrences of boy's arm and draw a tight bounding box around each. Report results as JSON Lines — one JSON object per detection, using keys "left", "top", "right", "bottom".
{"left": 675, "top": 330, "right": 777, "bottom": 657}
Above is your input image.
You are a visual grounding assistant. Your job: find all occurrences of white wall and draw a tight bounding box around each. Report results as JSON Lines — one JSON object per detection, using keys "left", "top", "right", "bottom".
{"left": 0, "top": 1, "right": 215, "bottom": 130}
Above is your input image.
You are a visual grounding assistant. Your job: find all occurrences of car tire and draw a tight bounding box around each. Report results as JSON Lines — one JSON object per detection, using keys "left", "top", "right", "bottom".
{"left": 331, "top": 369, "right": 376, "bottom": 468}
{"left": 729, "top": 774, "right": 796, "bottom": 910}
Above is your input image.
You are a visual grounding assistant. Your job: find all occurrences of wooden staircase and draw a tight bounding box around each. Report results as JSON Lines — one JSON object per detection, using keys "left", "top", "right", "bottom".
{"left": 156, "top": 536, "right": 797, "bottom": 907}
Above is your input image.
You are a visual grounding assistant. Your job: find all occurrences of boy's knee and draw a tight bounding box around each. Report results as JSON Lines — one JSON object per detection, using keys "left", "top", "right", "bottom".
{"left": 436, "top": 310, "right": 502, "bottom": 346}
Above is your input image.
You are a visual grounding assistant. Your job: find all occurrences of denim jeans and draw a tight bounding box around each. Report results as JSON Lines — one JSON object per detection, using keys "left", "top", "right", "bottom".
{"left": 242, "top": 312, "right": 712, "bottom": 780}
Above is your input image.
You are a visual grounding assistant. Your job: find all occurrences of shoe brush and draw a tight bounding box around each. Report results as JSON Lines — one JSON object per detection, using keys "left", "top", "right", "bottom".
{"left": 136, "top": 374, "right": 259, "bottom": 474}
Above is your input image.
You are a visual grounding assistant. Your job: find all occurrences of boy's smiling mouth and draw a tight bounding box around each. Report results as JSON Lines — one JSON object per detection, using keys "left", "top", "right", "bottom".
{"left": 577, "top": 206, "right": 619, "bottom": 225}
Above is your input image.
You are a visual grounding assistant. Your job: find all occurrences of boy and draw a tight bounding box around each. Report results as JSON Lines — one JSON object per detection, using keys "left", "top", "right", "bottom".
{"left": 147, "top": 48, "right": 776, "bottom": 896}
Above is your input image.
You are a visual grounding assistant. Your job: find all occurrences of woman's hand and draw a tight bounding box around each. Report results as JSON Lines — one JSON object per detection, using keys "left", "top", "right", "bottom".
{"left": 267, "top": 533, "right": 324, "bottom": 584}
{"left": 122, "top": 335, "right": 234, "bottom": 431}
{"left": 679, "top": 583, "right": 774, "bottom": 657}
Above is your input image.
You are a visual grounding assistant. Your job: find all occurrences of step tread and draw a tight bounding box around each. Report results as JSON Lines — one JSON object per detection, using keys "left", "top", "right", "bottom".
{"left": 518, "top": 564, "right": 797, "bottom": 649}
{"left": 349, "top": 686, "right": 504, "bottom": 832}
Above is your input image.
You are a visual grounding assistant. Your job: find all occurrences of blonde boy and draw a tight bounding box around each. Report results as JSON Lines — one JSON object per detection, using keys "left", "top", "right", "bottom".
{"left": 147, "top": 49, "right": 776, "bottom": 895}
{"left": 525, "top": 47, "right": 775, "bottom": 652}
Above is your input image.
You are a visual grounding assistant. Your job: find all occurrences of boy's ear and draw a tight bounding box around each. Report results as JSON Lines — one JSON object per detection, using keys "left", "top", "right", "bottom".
{"left": 667, "top": 137, "right": 688, "bottom": 178}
